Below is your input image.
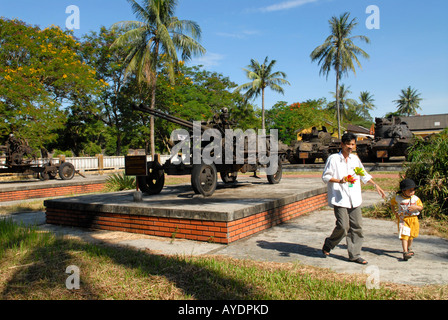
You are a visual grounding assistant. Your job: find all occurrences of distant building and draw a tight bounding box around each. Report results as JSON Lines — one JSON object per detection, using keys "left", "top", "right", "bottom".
{"left": 400, "top": 113, "right": 448, "bottom": 137}
{"left": 345, "top": 124, "right": 373, "bottom": 140}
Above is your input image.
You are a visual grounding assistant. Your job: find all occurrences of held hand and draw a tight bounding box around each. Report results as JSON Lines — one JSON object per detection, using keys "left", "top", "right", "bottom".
{"left": 408, "top": 205, "right": 422, "bottom": 213}
{"left": 375, "top": 185, "right": 386, "bottom": 199}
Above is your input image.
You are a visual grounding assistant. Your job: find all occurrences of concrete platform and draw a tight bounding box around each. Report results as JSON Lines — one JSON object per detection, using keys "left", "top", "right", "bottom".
{"left": 44, "top": 177, "right": 328, "bottom": 244}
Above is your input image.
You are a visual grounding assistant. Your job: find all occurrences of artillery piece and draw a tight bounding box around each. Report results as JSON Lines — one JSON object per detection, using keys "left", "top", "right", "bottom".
{"left": 127, "top": 104, "right": 282, "bottom": 197}
{"left": 0, "top": 134, "right": 75, "bottom": 180}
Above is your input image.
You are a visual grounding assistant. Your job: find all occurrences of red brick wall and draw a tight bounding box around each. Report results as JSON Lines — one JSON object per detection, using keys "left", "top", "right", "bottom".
{"left": 0, "top": 183, "right": 105, "bottom": 202}
{"left": 46, "top": 192, "right": 327, "bottom": 244}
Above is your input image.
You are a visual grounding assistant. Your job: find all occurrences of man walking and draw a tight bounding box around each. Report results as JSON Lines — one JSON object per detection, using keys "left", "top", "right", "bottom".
{"left": 322, "top": 132, "right": 386, "bottom": 264}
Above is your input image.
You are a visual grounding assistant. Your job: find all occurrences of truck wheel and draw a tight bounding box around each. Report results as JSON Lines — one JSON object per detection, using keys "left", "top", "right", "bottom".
{"left": 59, "top": 162, "right": 75, "bottom": 180}
{"left": 191, "top": 163, "right": 217, "bottom": 197}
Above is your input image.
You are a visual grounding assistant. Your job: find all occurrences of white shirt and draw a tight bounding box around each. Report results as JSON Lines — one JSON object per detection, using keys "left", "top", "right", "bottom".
{"left": 322, "top": 151, "right": 372, "bottom": 208}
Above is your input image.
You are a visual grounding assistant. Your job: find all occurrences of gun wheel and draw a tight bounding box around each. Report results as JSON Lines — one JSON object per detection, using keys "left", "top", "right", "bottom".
{"left": 220, "top": 171, "right": 238, "bottom": 184}
{"left": 137, "top": 168, "right": 165, "bottom": 195}
{"left": 191, "top": 163, "right": 217, "bottom": 197}
{"left": 59, "top": 162, "right": 75, "bottom": 180}
{"left": 267, "top": 156, "right": 283, "bottom": 184}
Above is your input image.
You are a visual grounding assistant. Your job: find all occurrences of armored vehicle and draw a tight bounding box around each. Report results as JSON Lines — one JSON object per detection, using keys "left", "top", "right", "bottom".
{"left": 355, "top": 117, "right": 414, "bottom": 162}
{"left": 126, "top": 104, "right": 282, "bottom": 197}
{"left": 286, "top": 126, "right": 340, "bottom": 164}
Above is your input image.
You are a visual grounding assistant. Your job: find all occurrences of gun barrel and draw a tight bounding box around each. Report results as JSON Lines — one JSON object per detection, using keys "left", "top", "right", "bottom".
{"left": 133, "top": 104, "right": 210, "bottom": 131}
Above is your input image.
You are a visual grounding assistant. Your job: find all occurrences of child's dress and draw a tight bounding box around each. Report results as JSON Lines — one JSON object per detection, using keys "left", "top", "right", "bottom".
{"left": 390, "top": 194, "right": 422, "bottom": 240}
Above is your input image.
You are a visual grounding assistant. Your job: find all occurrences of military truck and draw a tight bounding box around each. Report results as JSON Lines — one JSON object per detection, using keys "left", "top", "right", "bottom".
{"left": 355, "top": 117, "right": 414, "bottom": 162}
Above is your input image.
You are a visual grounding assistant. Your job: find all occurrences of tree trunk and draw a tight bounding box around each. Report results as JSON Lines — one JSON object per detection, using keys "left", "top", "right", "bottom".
{"left": 336, "top": 69, "right": 341, "bottom": 139}
{"left": 150, "top": 75, "right": 157, "bottom": 158}
{"left": 261, "top": 87, "right": 265, "bottom": 130}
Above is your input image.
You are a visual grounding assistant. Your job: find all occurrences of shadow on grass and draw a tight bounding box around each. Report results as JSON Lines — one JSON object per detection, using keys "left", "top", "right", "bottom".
{"left": 0, "top": 219, "right": 262, "bottom": 300}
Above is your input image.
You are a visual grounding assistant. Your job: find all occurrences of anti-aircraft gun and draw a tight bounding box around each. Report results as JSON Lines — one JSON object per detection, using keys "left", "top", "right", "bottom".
{"left": 0, "top": 134, "right": 75, "bottom": 180}
{"left": 356, "top": 117, "right": 414, "bottom": 162}
{"left": 126, "top": 104, "right": 282, "bottom": 197}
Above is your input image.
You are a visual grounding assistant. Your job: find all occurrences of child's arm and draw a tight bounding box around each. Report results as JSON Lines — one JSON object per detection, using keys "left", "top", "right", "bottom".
{"left": 390, "top": 198, "right": 399, "bottom": 219}
{"left": 409, "top": 197, "right": 423, "bottom": 213}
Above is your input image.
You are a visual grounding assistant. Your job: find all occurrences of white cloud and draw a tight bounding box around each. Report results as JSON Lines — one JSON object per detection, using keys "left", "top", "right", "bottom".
{"left": 190, "top": 52, "right": 225, "bottom": 68}
{"left": 216, "top": 30, "right": 260, "bottom": 39}
{"left": 259, "top": 0, "right": 318, "bottom": 12}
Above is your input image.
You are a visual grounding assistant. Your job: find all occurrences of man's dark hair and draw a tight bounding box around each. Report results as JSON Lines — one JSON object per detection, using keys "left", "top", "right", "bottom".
{"left": 341, "top": 132, "right": 357, "bottom": 144}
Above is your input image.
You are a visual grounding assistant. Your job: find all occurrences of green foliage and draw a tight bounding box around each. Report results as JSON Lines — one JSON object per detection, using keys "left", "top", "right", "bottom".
{"left": 235, "top": 56, "right": 290, "bottom": 129}
{"left": 52, "top": 149, "right": 74, "bottom": 157}
{"left": 394, "top": 86, "right": 422, "bottom": 116}
{"left": 0, "top": 18, "right": 106, "bottom": 149}
{"left": 404, "top": 129, "right": 448, "bottom": 218}
{"left": 105, "top": 172, "right": 136, "bottom": 191}
{"left": 266, "top": 99, "right": 332, "bottom": 145}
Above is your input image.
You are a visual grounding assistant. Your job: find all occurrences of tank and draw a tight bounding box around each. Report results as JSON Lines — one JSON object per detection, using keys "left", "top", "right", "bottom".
{"left": 356, "top": 117, "right": 414, "bottom": 162}
{"left": 286, "top": 126, "right": 340, "bottom": 164}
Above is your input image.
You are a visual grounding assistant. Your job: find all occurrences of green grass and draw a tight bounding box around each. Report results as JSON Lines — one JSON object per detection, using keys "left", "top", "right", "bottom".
{"left": 1, "top": 219, "right": 447, "bottom": 300}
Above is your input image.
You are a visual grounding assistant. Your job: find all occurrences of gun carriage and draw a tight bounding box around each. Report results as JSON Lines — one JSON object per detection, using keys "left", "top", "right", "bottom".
{"left": 127, "top": 104, "right": 282, "bottom": 197}
{"left": 0, "top": 134, "right": 75, "bottom": 180}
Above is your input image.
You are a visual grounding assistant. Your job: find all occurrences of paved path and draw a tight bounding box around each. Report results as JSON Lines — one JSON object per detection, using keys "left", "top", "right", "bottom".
{"left": 2, "top": 189, "right": 448, "bottom": 287}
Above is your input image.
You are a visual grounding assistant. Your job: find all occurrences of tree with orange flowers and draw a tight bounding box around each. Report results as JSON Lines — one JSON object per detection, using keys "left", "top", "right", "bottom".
{"left": 0, "top": 18, "right": 106, "bottom": 149}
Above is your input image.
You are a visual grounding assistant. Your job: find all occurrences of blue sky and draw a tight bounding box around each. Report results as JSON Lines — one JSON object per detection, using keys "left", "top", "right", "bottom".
{"left": 2, "top": 0, "right": 448, "bottom": 118}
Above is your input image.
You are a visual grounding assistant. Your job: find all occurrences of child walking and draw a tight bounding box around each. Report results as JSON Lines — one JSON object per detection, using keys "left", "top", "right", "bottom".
{"left": 390, "top": 178, "right": 423, "bottom": 261}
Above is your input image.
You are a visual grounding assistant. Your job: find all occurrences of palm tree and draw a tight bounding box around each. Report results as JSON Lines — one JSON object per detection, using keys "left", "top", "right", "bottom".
{"left": 327, "top": 84, "right": 357, "bottom": 122}
{"left": 235, "top": 56, "right": 290, "bottom": 130}
{"left": 310, "top": 12, "right": 370, "bottom": 138}
{"left": 112, "top": 0, "right": 205, "bottom": 157}
{"left": 394, "top": 86, "right": 422, "bottom": 116}
{"left": 357, "top": 91, "right": 375, "bottom": 121}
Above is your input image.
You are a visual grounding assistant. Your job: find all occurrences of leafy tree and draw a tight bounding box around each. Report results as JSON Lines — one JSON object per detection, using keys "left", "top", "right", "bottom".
{"left": 327, "top": 84, "right": 358, "bottom": 122}
{"left": 0, "top": 18, "right": 105, "bottom": 149}
{"left": 394, "top": 86, "right": 422, "bottom": 116}
{"left": 310, "top": 12, "right": 370, "bottom": 138}
{"left": 405, "top": 128, "right": 448, "bottom": 218}
{"left": 151, "top": 63, "right": 259, "bottom": 153}
{"left": 111, "top": 0, "right": 205, "bottom": 157}
{"left": 235, "top": 56, "right": 290, "bottom": 130}
{"left": 357, "top": 91, "right": 375, "bottom": 121}
{"left": 266, "top": 99, "right": 330, "bottom": 145}
{"left": 80, "top": 26, "right": 138, "bottom": 156}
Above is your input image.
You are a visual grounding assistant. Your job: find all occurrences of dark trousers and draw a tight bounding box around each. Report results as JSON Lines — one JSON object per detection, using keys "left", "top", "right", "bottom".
{"left": 324, "top": 206, "right": 364, "bottom": 260}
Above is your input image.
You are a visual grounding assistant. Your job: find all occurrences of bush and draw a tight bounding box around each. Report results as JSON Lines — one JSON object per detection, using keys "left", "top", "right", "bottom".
{"left": 52, "top": 149, "right": 74, "bottom": 157}
{"left": 105, "top": 172, "right": 136, "bottom": 191}
{"left": 404, "top": 128, "right": 448, "bottom": 219}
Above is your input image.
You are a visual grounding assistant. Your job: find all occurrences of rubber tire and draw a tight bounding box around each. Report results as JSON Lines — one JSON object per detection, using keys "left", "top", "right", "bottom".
{"left": 137, "top": 168, "right": 165, "bottom": 195}
{"left": 59, "top": 162, "right": 75, "bottom": 180}
{"left": 267, "top": 157, "right": 282, "bottom": 184}
{"left": 220, "top": 171, "right": 238, "bottom": 184}
{"left": 191, "top": 163, "right": 217, "bottom": 197}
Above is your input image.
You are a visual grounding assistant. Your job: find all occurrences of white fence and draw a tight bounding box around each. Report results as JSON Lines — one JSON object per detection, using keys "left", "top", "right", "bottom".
{"left": 0, "top": 155, "right": 172, "bottom": 172}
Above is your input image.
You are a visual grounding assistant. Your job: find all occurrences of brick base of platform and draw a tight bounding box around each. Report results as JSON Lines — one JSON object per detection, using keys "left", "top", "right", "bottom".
{"left": 46, "top": 193, "right": 327, "bottom": 244}
{"left": 0, "top": 183, "right": 105, "bottom": 202}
